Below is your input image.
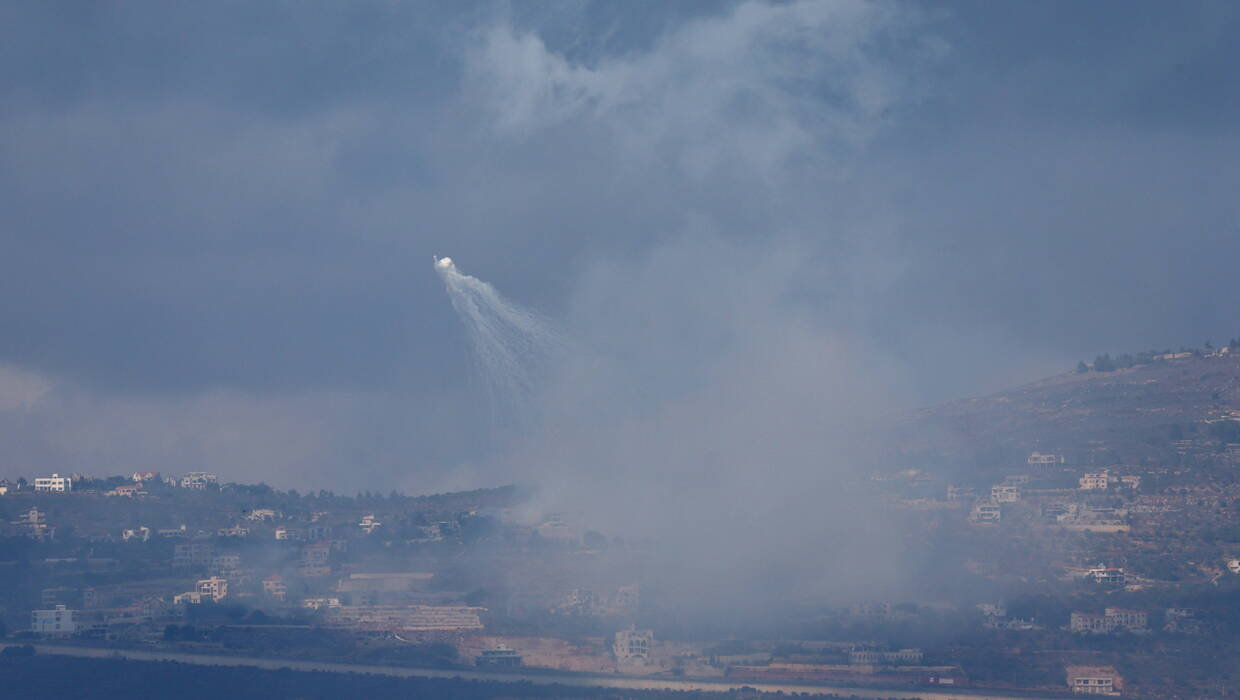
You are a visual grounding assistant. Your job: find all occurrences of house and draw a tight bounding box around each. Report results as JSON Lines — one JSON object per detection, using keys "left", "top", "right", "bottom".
{"left": 1164, "top": 608, "right": 1203, "bottom": 634}
{"left": 196, "top": 576, "right": 228, "bottom": 602}
{"left": 302, "top": 597, "right": 341, "bottom": 610}
{"left": 217, "top": 525, "right": 250, "bottom": 537}
{"left": 131, "top": 471, "right": 159, "bottom": 482}
{"left": 275, "top": 525, "right": 304, "bottom": 541}
{"left": 1080, "top": 471, "right": 1110, "bottom": 490}
{"left": 614, "top": 624, "right": 654, "bottom": 661}
{"left": 970, "top": 502, "right": 1002, "bottom": 523}
{"left": 173, "top": 542, "right": 214, "bottom": 567}
{"left": 263, "top": 574, "right": 287, "bottom": 601}
{"left": 210, "top": 553, "right": 243, "bottom": 577}
{"left": 31, "top": 605, "right": 77, "bottom": 635}
{"left": 13, "top": 507, "right": 51, "bottom": 539}
{"left": 122, "top": 526, "right": 151, "bottom": 542}
{"left": 991, "top": 484, "right": 1020, "bottom": 503}
{"left": 1066, "top": 665, "right": 1123, "bottom": 695}
{"left": 34, "top": 473, "right": 73, "bottom": 492}
{"left": 1028, "top": 452, "right": 1065, "bottom": 467}
{"left": 246, "top": 509, "right": 282, "bottom": 521}
{"left": 180, "top": 472, "right": 218, "bottom": 489}
{"left": 1087, "top": 566, "right": 1126, "bottom": 585}
{"left": 476, "top": 644, "right": 522, "bottom": 667}
{"left": 106, "top": 483, "right": 146, "bottom": 498}
{"left": 358, "top": 514, "right": 382, "bottom": 534}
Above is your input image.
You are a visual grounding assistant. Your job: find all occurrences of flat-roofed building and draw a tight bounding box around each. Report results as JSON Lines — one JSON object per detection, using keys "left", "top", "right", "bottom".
{"left": 31, "top": 605, "right": 77, "bottom": 635}
{"left": 1066, "top": 665, "right": 1122, "bottom": 695}
{"left": 34, "top": 474, "right": 72, "bottom": 492}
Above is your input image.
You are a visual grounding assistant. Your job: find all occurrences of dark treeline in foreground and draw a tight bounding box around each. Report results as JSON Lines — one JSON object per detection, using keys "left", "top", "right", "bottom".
{"left": 0, "top": 655, "right": 903, "bottom": 700}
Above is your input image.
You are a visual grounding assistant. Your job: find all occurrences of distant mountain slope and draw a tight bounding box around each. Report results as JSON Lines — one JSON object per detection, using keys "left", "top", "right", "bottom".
{"left": 896, "top": 352, "right": 1240, "bottom": 470}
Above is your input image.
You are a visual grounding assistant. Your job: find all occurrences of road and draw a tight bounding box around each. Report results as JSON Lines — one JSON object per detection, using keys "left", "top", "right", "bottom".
{"left": 5, "top": 643, "right": 1070, "bottom": 700}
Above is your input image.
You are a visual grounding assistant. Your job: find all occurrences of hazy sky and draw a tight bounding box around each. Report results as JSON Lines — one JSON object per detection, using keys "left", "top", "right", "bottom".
{"left": 2, "top": 1, "right": 1239, "bottom": 491}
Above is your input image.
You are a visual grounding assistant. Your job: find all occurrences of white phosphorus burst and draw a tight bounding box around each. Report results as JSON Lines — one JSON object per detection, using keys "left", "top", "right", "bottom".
{"left": 435, "top": 256, "right": 562, "bottom": 422}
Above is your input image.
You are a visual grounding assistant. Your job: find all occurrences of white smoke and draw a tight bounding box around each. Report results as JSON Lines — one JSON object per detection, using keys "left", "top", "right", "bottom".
{"left": 434, "top": 256, "right": 563, "bottom": 423}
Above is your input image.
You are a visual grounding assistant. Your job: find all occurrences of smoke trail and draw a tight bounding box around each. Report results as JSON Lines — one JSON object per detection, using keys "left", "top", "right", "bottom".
{"left": 434, "top": 256, "right": 563, "bottom": 423}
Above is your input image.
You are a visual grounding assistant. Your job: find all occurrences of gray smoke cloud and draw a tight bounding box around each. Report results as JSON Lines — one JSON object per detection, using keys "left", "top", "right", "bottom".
{"left": 1, "top": 0, "right": 1239, "bottom": 518}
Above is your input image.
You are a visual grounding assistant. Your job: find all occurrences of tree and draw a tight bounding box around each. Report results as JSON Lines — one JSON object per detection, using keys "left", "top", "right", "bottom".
{"left": 1076, "top": 361, "right": 1089, "bottom": 373}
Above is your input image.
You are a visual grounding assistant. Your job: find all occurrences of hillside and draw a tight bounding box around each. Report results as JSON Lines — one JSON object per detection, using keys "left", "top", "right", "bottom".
{"left": 896, "top": 351, "right": 1240, "bottom": 475}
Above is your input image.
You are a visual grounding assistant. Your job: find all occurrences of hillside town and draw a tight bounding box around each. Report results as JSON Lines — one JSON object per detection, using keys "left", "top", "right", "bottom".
{"left": 3, "top": 350, "right": 1240, "bottom": 698}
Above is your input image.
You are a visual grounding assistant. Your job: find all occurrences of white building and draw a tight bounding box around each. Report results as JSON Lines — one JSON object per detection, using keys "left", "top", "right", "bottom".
{"left": 1067, "top": 665, "right": 1122, "bottom": 695}
{"left": 31, "top": 605, "right": 77, "bottom": 635}
{"left": 180, "top": 472, "right": 218, "bottom": 489}
{"left": 991, "top": 484, "right": 1021, "bottom": 502}
{"left": 1079, "top": 471, "right": 1110, "bottom": 490}
{"left": 1028, "top": 452, "right": 1065, "bottom": 467}
{"left": 34, "top": 474, "right": 73, "bottom": 492}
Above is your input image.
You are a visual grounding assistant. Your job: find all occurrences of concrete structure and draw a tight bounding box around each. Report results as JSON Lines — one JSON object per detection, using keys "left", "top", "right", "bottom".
{"left": 1066, "top": 665, "right": 1123, "bottom": 695}
{"left": 477, "top": 644, "right": 523, "bottom": 668}
{"left": 196, "top": 576, "right": 228, "bottom": 602}
{"left": 34, "top": 474, "right": 72, "bottom": 492}
{"left": 1028, "top": 452, "right": 1065, "bottom": 467}
{"left": 358, "top": 513, "right": 382, "bottom": 534}
{"left": 991, "top": 484, "right": 1020, "bottom": 503}
{"left": 173, "top": 542, "right": 214, "bottom": 567}
{"left": 263, "top": 574, "right": 287, "bottom": 601}
{"left": 1071, "top": 608, "right": 1146, "bottom": 634}
{"left": 180, "top": 472, "right": 218, "bottom": 489}
{"left": 1087, "top": 566, "right": 1126, "bottom": 585}
{"left": 614, "top": 625, "right": 653, "bottom": 661}
{"left": 970, "top": 502, "right": 1001, "bottom": 523}
{"left": 106, "top": 484, "right": 146, "bottom": 497}
{"left": 1080, "top": 471, "right": 1110, "bottom": 490}
{"left": 31, "top": 605, "right": 77, "bottom": 635}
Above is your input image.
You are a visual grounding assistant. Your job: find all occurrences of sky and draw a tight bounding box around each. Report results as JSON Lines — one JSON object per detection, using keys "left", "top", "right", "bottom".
{"left": 2, "top": 0, "right": 1239, "bottom": 495}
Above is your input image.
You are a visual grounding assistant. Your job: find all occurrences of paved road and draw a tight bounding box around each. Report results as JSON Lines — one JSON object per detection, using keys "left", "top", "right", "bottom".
{"left": 7, "top": 644, "right": 1069, "bottom": 700}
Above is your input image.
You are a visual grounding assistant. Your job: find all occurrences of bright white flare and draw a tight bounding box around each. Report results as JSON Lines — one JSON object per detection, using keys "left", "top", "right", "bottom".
{"left": 435, "top": 256, "right": 561, "bottom": 420}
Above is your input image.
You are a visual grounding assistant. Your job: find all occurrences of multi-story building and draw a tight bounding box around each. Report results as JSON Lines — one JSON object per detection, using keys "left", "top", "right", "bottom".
{"left": 31, "top": 605, "right": 77, "bottom": 635}
{"left": 991, "top": 484, "right": 1021, "bottom": 503}
{"left": 1066, "top": 665, "right": 1122, "bottom": 695}
{"left": 1071, "top": 608, "right": 1147, "bottom": 634}
{"left": 1087, "top": 566, "right": 1126, "bottom": 585}
{"left": 210, "top": 553, "right": 242, "bottom": 577}
{"left": 263, "top": 574, "right": 287, "bottom": 601}
{"left": 33, "top": 474, "right": 73, "bottom": 492}
{"left": 196, "top": 576, "right": 228, "bottom": 603}
{"left": 614, "top": 624, "right": 653, "bottom": 661}
{"left": 180, "top": 472, "right": 218, "bottom": 489}
{"left": 1080, "top": 471, "right": 1110, "bottom": 490}
{"left": 173, "top": 541, "right": 214, "bottom": 567}
{"left": 1103, "top": 607, "right": 1147, "bottom": 631}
